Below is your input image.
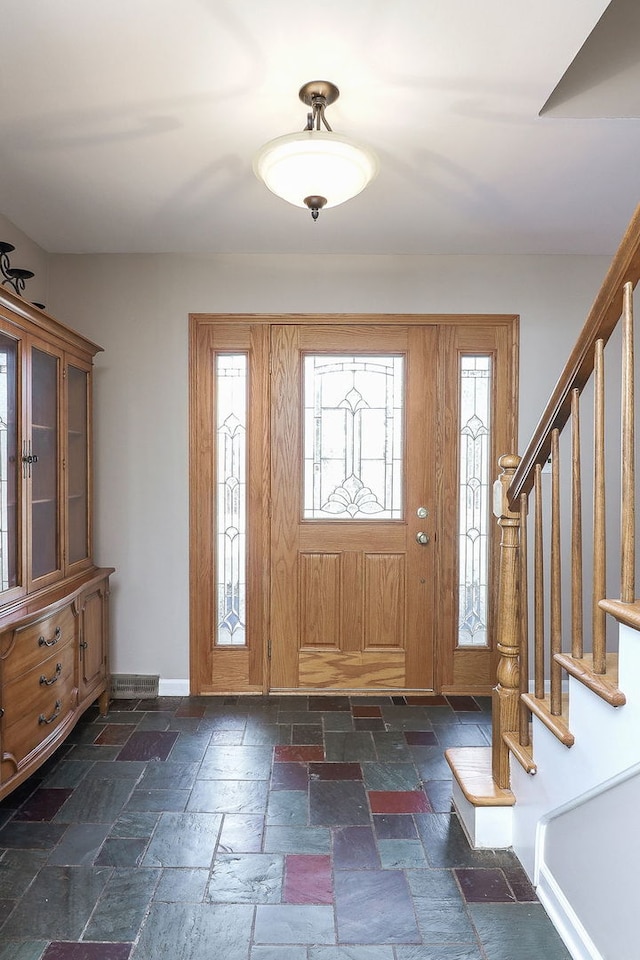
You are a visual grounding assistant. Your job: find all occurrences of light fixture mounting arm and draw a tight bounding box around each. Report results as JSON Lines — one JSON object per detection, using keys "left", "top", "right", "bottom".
{"left": 299, "top": 80, "right": 339, "bottom": 132}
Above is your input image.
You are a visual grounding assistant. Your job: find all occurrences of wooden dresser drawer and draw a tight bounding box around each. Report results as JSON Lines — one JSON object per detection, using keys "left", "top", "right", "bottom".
{"left": 2, "top": 673, "right": 77, "bottom": 770}
{"left": 1, "top": 605, "right": 75, "bottom": 682}
{"left": 1, "top": 644, "right": 75, "bottom": 727}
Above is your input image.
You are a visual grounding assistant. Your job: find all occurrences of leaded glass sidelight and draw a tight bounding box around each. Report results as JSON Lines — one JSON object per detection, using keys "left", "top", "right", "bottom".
{"left": 303, "top": 355, "right": 404, "bottom": 520}
{"left": 458, "top": 355, "right": 492, "bottom": 647}
{"left": 215, "top": 354, "right": 247, "bottom": 646}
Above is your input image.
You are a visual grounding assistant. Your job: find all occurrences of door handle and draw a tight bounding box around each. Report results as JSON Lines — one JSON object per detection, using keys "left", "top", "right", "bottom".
{"left": 416, "top": 531, "right": 430, "bottom": 545}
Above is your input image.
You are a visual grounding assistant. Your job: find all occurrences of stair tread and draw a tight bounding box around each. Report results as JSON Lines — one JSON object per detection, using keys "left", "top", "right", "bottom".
{"left": 554, "top": 652, "right": 626, "bottom": 706}
{"left": 445, "top": 746, "right": 515, "bottom": 807}
{"left": 521, "top": 692, "right": 574, "bottom": 747}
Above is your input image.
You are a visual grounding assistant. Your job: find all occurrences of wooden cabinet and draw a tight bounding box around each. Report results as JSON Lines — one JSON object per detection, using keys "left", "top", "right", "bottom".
{"left": 0, "top": 288, "right": 113, "bottom": 800}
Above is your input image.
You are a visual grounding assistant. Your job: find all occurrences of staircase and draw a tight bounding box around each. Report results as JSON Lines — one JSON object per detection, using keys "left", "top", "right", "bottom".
{"left": 448, "top": 204, "right": 640, "bottom": 960}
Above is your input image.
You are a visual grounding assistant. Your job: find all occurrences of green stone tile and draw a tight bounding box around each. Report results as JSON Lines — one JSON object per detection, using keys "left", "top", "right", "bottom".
{"left": 361, "top": 763, "right": 420, "bottom": 791}
{"left": 47, "top": 823, "right": 111, "bottom": 865}
{"left": 252, "top": 948, "right": 307, "bottom": 960}
{"left": 167, "top": 732, "right": 212, "bottom": 762}
{"left": 267, "top": 790, "right": 309, "bottom": 826}
{"left": 134, "top": 900, "right": 253, "bottom": 960}
{"left": 139, "top": 761, "right": 199, "bottom": 790}
{"left": 187, "top": 779, "right": 269, "bottom": 814}
{"left": 371, "top": 732, "right": 413, "bottom": 763}
{"left": 396, "top": 946, "right": 484, "bottom": 960}
{"left": 42, "top": 760, "right": 94, "bottom": 788}
{"left": 413, "top": 900, "right": 476, "bottom": 942}
{"left": 1, "top": 865, "right": 112, "bottom": 939}
{"left": 378, "top": 838, "right": 427, "bottom": 868}
{"left": 264, "top": 825, "right": 331, "bottom": 854}
{"left": 310, "top": 948, "right": 394, "bottom": 960}
{"left": 468, "top": 903, "right": 572, "bottom": 960}
{"left": 142, "top": 811, "right": 223, "bottom": 868}
{"left": 0, "top": 849, "right": 49, "bottom": 897}
{"left": 83, "top": 760, "right": 147, "bottom": 779}
{"left": 84, "top": 866, "right": 160, "bottom": 940}
{"left": 200, "top": 745, "right": 273, "bottom": 780}
{"left": 110, "top": 811, "right": 160, "bottom": 838}
{"left": 52, "top": 777, "right": 134, "bottom": 823}
{"left": 207, "top": 853, "right": 284, "bottom": 903}
{"left": 324, "top": 732, "right": 376, "bottom": 762}
{"left": 254, "top": 904, "right": 335, "bottom": 944}
{"left": 125, "top": 788, "right": 190, "bottom": 812}
{"left": 243, "top": 723, "right": 291, "bottom": 746}
{"left": 0, "top": 944, "right": 48, "bottom": 960}
{"left": 407, "top": 867, "right": 464, "bottom": 902}
{"left": 154, "top": 868, "right": 210, "bottom": 901}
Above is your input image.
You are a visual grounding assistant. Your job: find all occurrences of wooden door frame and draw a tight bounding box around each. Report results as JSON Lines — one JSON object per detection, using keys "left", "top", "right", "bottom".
{"left": 189, "top": 313, "right": 519, "bottom": 696}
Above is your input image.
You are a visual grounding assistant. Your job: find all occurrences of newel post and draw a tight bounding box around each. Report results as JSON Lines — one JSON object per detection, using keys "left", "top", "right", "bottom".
{"left": 492, "top": 454, "right": 522, "bottom": 790}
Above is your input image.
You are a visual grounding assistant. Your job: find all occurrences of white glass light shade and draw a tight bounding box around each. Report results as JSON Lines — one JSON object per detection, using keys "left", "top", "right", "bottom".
{"left": 254, "top": 130, "right": 378, "bottom": 209}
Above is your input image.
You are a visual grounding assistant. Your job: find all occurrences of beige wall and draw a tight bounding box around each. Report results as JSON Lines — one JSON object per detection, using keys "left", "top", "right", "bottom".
{"left": 45, "top": 251, "right": 610, "bottom": 685}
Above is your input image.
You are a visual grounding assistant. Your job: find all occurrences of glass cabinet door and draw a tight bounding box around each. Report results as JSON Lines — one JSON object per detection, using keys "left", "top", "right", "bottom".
{"left": 30, "top": 346, "right": 60, "bottom": 582}
{"left": 0, "top": 331, "right": 19, "bottom": 593}
{"left": 66, "top": 362, "right": 90, "bottom": 566}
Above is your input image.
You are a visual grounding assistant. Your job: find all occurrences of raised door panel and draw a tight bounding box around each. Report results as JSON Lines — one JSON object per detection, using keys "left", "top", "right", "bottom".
{"left": 77, "top": 584, "right": 108, "bottom": 700}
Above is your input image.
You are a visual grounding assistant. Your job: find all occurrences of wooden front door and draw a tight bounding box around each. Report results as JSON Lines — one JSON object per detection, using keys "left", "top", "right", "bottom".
{"left": 189, "top": 314, "right": 518, "bottom": 697}
{"left": 270, "top": 324, "right": 437, "bottom": 691}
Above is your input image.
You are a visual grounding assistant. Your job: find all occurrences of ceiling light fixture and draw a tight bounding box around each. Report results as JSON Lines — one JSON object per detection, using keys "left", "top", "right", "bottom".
{"left": 253, "top": 81, "right": 378, "bottom": 221}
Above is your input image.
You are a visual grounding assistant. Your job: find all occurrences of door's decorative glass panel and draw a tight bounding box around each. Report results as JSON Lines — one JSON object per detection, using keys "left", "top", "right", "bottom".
{"left": 0, "top": 333, "right": 18, "bottom": 591}
{"left": 303, "top": 355, "right": 404, "bottom": 520}
{"left": 67, "top": 365, "right": 89, "bottom": 564}
{"left": 215, "top": 354, "right": 247, "bottom": 646}
{"left": 458, "top": 355, "right": 492, "bottom": 647}
{"left": 31, "top": 347, "right": 59, "bottom": 580}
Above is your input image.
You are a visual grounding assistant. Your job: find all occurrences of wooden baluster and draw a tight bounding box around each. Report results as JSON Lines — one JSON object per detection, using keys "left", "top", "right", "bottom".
{"left": 534, "top": 463, "right": 545, "bottom": 700}
{"left": 571, "top": 388, "right": 583, "bottom": 658}
{"left": 621, "top": 282, "right": 635, "bottom": 603}
{"left": 593, "top": 338, "right": 607, "bottom": 674}
{"left": 519, "top": 491, "right": 530, "bottom": 746}
{"left": 550, "top": 428, "right": 562, "bottom": 715}
{"left": 492, "top": 454, "right": 521, "bottom": 790}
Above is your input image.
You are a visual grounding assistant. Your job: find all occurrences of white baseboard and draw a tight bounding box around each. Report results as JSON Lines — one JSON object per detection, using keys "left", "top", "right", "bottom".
{"left": 536, "top": 862, "right": 602, "bottom": 960}
{"left": 158, "top": 678, "right": 190, "bottom": 696}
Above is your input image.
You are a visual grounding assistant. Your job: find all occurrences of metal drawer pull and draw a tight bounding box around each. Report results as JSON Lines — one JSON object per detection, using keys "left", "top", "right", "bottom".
{"left": 39, "top": 627, "right": 61, "bottom": 647}
{"left": 40, "top": 663, "right": 62, "bottom": 686}
{"left": 38, "top": 700, "right": 61, "bottom": 725}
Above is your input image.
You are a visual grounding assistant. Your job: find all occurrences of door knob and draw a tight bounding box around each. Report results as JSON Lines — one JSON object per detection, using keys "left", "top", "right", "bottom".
{"left": 416, "top": 531, "right": 430, "bottom": 545}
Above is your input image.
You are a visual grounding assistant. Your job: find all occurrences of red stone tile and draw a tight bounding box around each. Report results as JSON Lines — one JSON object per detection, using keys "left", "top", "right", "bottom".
{"left": 405, "top": 695, "right": 448, "bottom": 705}
{"left": 353, "top": 718, "right": 386, "bottom": 731}
{"left": 351, "top": 705, "right": 382, "bottom": 718}
{"left": 447, "top": 695, "right": 481, "bottom": 712}
{"left": 308, "top": 696, "right": 350, "bottom": 712}
{"left": 44, "top": 944, "right": 132, "bottom": 960}
{"left": 14, "top": 788, "right": 73, "bottom": 822}
{"left": 455, "top": 867, "right": 516, "bottom": 902}
{"left": 175, "top": 703, "right": 206, "bottom": 718}
{"left": 284, "top": 854, "right": 333, "bottom": 903}
{"left": 404, "top": 731, "right": 438, "bottom": 746}
{"left": 274, "top": 745, "right": 324, "bottom": 762}
{"left": 309, "top": 762, "right": 362, "bottom": 781}
{"left": 368, "top": 790, "right": 432, "bottom": 814}
{"left": 94, "top": 724, "right": 137, "bottom": 745}
{"left": 116, "top": 730, "right": 178, "bottom": 761}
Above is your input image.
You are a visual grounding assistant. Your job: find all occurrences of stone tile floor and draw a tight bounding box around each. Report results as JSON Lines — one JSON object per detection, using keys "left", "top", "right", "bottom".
{"left": 0, "top": 694, "right": 572, "bottom": 960}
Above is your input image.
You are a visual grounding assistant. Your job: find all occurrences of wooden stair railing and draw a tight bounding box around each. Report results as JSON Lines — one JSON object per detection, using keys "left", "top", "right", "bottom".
{"left": 449, "top": 205, "right": 640, "bottom": 800}
{"left": 490, "top": 204, "right": 640, "bottom": 790}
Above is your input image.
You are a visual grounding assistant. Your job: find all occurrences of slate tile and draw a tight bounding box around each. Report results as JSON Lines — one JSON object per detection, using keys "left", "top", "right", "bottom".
{"left": 351, "top": 705, "right": 382, "bottom": 718}
{"left": 0, "top": 848, "right": 49, "bottom": 897}
{"left": 94, "top": 723, "right": 137, "bottom": 745}
{"left": 0, "top": 945, "right": 49, "bottom": 960}
{"left": 43, "top": 946, "right": 132, "bottom": 960}
{"left": 264, "top": 825, "right": 331, "bottom": 855}
{"left": 455, "top": 867, "right": 516, "bottom": 903}
{"left": 267, "top": 789, "right": 308, "bottom": 826}
{"left": 334, "top": 870, "right": 420, "bottom": 944}
{"left": 415, "top": 813, "right": 500, "bottom": 868}
{"left": 116, "top": 730, "right": 178, "bottom": 761}
{"left": 207, "top": 852, "right": 283, "bottom": 903}
{"left": 254, "top": 904, "right": 335, "bottom": 944}
{"left": 94, "top": 837, "right": 148, "bottom": 867}
{"left": 1, "top": 865, "right": 112, "bottom": 939}
{"left": 447, "top": 696, "right": 481, "bottom": 712}
{"left": 218, "top": 813, "right": 264, "bottom": 853}
{"left": 368, "top": 790, "right": 431, "bottom": 814}
{"left": 333, "top": 825, "right": 380, "bottom": 870}
{"left": 309, "top": 762, "right": 362, "bottom": 781}
{"left": 275, "top": 745, "right": 325, "bottom": 763}
{"left": 284, "top": 854, "right": 332, "bottom": 904}
{"left": 142, "top": 812, "right": 223, "bottom": 867}
{"left": 467, "top": 903, "right": 573, "bottom": 960}
{"left": 124, "top": 787, "right": 190, "bottom": 813}
{"left": 310, "top": 949, "right": 394, "bottom": 960}
{"left": 134, "top": 901, "right": 253, "bottom": 960}
{"left": 0, "top": 821, "right": 67, "bottom": 849}
{"left": 47, "top": 823, "right": 111, "bottom": 865}
{"left": 373, "top": 814, "right": 418, "bottom": 839}
{"left": 200, "top": 744, "right": 273, "bottom": 780}
{"left": 404, "top": 731, "right": 438, "bottom": 746}
{"left": 83, "top": 867, "right": 160, "bottom": 941}
{"left": 109, "top": 811, "right": 160, "bottom": 839}
{"left": 324, "top": 732, "right": 376, "bottom": 762}
{"left": 272, "top": 762, "right": 309, "bottom": 791}
{"left": 13, "top": 788, "right": 73, "bottom": 822}
{"left": 412, "top": 898, "right": 476, "bottom": 942}
{"left": 154, "top": 868, "right": 209, "bottom": 901}
{"left": 187, "top": 779, "right": 268, "bottom": 814}
{"left": 308, "top": 696, "right": 350, "bottom": 711}
{"left": 310, "top": 780, "right": 370, "bottom": 826}
{"left": 361, "top": 763, "right": 420, "bottom": 792}
{"left": 53, "top": 777, "right": 134, "bottom": 823}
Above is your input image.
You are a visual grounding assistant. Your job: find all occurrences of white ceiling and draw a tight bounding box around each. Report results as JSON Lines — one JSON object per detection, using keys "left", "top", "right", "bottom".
{"left": 0, "top": 0, "right": 638, "bottom": 255}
